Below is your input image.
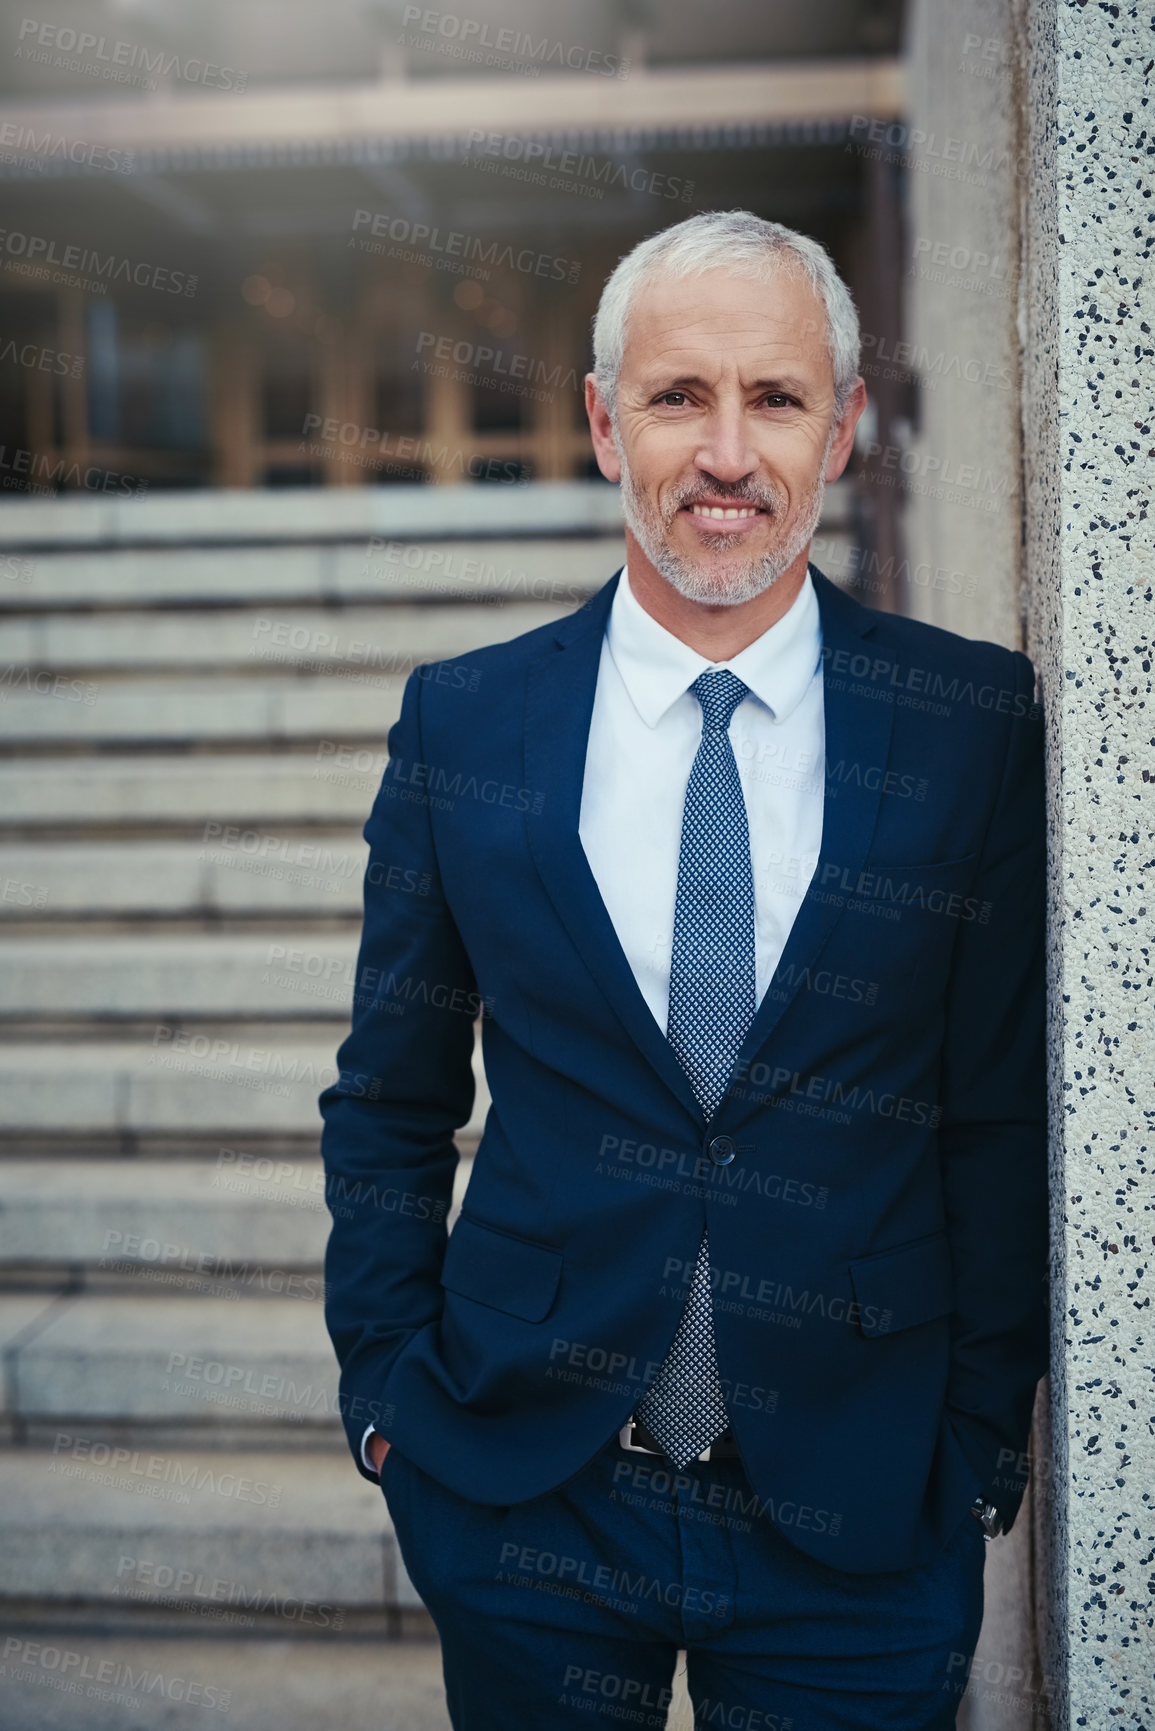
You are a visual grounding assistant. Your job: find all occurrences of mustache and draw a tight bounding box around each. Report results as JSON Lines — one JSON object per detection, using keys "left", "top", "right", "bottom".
{"left": 663, "top": 478, "right": 782, "bottom": 516}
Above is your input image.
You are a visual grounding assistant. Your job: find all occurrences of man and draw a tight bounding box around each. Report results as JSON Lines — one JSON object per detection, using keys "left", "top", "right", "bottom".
{"left": 319, "top": 209, "right": 1048, "bottom": 1730}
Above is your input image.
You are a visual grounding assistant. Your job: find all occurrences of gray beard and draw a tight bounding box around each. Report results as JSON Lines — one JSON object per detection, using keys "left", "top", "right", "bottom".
{"left": 615, "top": 436, "right": 830, "bottom": 607}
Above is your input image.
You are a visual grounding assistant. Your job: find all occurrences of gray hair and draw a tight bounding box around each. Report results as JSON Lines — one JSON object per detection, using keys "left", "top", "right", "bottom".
{"left": 591, "top": 209, "right": 861, "bottom": 428}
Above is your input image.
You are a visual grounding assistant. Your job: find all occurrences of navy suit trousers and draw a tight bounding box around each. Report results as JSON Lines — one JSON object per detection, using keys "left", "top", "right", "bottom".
{"left": 382, "top": 1427, "right": 987, "bottom": 1730}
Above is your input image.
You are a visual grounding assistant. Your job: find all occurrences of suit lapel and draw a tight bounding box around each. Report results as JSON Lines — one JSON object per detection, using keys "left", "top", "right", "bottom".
{"left": 523, "top": 570, "right": 705, "bottom": 1124}
{"left": 523, "top": 561, "right": 896, "bottom": 1124}
{"left": 733, "top": 565, "right": 896, "bottom": 1074}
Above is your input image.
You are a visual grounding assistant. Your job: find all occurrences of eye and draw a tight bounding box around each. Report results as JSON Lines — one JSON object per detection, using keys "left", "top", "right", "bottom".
{"left": 656, "top": 391, "right": 689, "bottom": 406}
{"left": 762, "top": 392, "right": 797, "bottom": 408}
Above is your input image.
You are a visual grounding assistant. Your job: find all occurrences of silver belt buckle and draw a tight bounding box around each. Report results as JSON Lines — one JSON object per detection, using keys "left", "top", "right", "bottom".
{"left": 618, "top": 1419, "right": 712, "bottom": 1461}
{"left": 619, "top": 1419, "right": 657, "bottom": 1454}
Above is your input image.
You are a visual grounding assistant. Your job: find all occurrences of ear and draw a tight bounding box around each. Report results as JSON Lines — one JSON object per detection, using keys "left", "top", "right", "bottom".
{"left": 585, "top": 374, "right": 622, "bottom": 482}
{"left": 824, "top": 377, "right": 868, "bottom": 482}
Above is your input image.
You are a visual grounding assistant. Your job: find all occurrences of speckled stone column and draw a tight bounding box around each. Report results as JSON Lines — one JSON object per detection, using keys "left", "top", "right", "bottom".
{"left": 1022, "top": 3, "right": 1155, "bottom": 1726}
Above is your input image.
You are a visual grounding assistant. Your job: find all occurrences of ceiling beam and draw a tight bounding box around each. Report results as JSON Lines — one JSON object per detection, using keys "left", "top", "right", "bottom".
{"left": 0, "top": 59, "right": 903, "bottom": 175}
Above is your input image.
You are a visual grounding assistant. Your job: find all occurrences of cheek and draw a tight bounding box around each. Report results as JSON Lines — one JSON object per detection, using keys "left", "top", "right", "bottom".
{"left": 767, "top": 461, "right": 822, "bottom": 512}
{"left": 631, "top": 418, "right": 702, "bottom": 464}
{"left": 758, "top": 423, "right": 828, "bottom": 471}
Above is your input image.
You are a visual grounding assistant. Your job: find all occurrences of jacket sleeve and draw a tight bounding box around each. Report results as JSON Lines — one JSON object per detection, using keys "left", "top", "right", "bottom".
{"left": 937, "top": 648, "right": 1049, "bottom": 1530}
{"left": 319, "top": 667, "right": 479, "bottom": 1478}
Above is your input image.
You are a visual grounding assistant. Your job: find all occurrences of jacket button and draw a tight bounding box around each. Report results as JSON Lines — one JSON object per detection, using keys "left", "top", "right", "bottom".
{"left": 708, "top": 1135, "right": 736, "bottom": 1166}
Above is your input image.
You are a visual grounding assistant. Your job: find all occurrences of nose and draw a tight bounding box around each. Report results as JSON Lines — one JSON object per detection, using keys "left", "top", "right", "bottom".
{"left": 693, "top": 403, "right": 760, "bottom": 485}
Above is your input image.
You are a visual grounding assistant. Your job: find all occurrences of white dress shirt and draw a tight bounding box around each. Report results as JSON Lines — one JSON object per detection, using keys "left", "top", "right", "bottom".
{"left": 578, "top": 562, "right": 826, "bottom": 1026}
{"left": 363, "top": 560, "right": 825, "bottom": 1472}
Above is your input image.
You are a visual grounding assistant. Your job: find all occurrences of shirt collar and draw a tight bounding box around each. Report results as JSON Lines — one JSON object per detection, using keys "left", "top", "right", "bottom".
{"left": 605, "top": 561, "right": 823, "bottom": 729}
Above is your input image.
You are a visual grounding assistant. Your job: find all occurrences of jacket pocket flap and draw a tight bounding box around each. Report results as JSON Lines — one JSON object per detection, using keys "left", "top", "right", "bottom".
{"left": 849, "top": 854, "right": 978, "bottom": 903}
{"left": 848, "top": 1231, "right": 952, "bottom": 1337}
{"left": 439, "top": 1214, "right": 563, "bottom": 1322}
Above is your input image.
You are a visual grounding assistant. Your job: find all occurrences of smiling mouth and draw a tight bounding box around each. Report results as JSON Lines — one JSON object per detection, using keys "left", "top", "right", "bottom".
{"left": 679, "top": 503, "right": 766, "bottom": 524}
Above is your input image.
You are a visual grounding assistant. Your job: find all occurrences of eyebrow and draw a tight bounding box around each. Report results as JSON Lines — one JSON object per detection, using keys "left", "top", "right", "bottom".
{"left": 644, "top": 373, "right": 812, "bottom": 397}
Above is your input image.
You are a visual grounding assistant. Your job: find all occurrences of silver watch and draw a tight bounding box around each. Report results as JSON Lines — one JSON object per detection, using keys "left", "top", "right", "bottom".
{"left": 970, "top": 1495, "right": 1004, "bottom": 1538}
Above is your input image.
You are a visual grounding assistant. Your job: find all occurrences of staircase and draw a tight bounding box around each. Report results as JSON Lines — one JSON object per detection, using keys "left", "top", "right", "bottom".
{"left": 0, "top": 479, "right": 856, "bottom": 1729}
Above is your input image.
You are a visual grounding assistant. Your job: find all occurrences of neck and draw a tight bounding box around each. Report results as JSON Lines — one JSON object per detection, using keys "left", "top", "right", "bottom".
{"left": 623, "top": 532, "right": 810, "bottom": 661}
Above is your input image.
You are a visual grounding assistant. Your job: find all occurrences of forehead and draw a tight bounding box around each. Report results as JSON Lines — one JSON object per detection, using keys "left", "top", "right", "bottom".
{"left": 623, "top": 265, "right": 831, "bottom": 380}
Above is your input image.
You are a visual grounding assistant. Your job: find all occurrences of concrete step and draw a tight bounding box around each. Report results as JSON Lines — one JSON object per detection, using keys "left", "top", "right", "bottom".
{"left": 0, "top": 1033, "right": 345, "bottom": 1139}
{"left": 0, "top": 537, "right": 609, "bottom": 610}
{"left": 0, "top": 1447, "right": 422, "bottom": 1615}
{"left": 2, "top": 933, "right": 361, "bottom": 1018}
{"left": 0, "top": 1155, "right": 474, "bottom": 1278}
{"left": 0, "top": 1158, "right": 328, "bottom": 1273}
{"left": 0, "top": 1033, "right": 489, "bottom": 1141}
{"left": 5, "top": 602, "right": 561, "bottom": 671}
{"left": 0, "top": 754, "right": 382, "bottom": 830}
{"left": 0, "top": 674, "right": 404, "bottom": 745}
{"left": 0, "top": 1632, "right": 451, "bottom": 1730}
{"left": 0, "top": 840, "right": 367, "bottom": 919}
{"left": 5, "top": 1292, "right": 340, "bottom": 1433}
{"left": 0, "top": 1300, "right": 72, "bottom": 1418}
{"left": 0, "top": 478, "right": 627, "bottom": 553}
{"left": 0, "top": 1629, "right": 452, "bottom": 1729}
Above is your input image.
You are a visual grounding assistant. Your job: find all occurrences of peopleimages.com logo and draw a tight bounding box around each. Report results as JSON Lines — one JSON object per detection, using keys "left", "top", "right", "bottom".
{"left": 351, "top": 210, "right": 581, "bottom": 282}
{"left": 16, "top": 19, "right": 247, "bottom": 91}
{"left": 399, "top": 7, "right": 629, "bottom": 76}
{"left": 0, "top": 121, "right": 133, "bottom": 174}
{"left": 0, "top": 228, "right": 196, "bottom": 295}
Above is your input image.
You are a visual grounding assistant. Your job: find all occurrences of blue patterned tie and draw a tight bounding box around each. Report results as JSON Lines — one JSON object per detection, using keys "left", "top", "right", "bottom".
{"left": 635, "top": 669, "right": 756, "bottom": 1467}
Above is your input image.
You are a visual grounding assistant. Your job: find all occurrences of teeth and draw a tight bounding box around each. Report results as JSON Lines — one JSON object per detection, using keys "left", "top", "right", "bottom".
{"left": 688, "top": 505, "right": 760, "bottom": 520}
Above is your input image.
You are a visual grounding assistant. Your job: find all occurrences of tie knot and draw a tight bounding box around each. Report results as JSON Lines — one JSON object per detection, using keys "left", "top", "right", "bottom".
{"left": 691, "top": 668, "right": 749, "bottom": 735}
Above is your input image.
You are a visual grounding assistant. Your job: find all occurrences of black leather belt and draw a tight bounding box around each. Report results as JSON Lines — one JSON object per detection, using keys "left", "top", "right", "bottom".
{"left": 618, "top": 1414, "right": 741, "bottom": 1461}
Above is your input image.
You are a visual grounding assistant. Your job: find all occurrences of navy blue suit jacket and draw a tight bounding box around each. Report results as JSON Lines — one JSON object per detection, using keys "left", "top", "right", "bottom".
{"left": 319, "top": 563, "right": 1048, "bottom": 1574}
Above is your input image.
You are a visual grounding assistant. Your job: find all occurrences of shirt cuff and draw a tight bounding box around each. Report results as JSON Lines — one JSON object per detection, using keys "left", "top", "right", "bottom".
{"left": 361, "top": 1423, "right": 380, "bottom": 1474}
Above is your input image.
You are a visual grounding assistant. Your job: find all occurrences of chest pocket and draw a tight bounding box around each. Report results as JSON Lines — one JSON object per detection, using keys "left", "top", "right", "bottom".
{"left": 837, "top": 853, "right": 981, "bottom": 968}
{"left": 821, "top": 851, "right": 980, "bottom": 1006}
{"left": 849, "top": 852, "right": 978, "bottom": 908}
